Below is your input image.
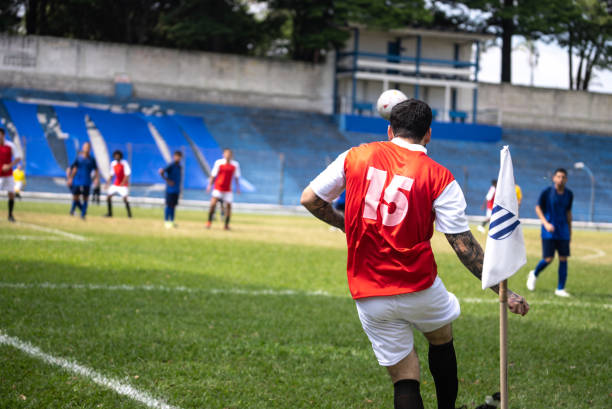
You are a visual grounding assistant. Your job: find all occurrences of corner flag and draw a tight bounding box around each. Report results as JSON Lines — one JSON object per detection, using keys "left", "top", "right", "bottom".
{"left": 482, "top": 146, "right": 526, "bottom": 289}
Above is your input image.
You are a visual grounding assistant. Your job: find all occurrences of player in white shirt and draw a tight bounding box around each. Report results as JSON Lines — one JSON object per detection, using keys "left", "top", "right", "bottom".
{"left": 0, "top": 128, "right": 22, "bottom": 222}
{"left": 105, "top": 150, "right": 132, "bottom": 218}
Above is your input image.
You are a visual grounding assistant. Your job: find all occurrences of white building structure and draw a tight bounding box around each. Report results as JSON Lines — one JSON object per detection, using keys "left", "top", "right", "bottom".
{"left": 335, "top": 26, "right": 492, "bottom": 123}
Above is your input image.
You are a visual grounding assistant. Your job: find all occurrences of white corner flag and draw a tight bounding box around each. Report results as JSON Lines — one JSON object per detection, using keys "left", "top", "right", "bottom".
{"left": 482, "top": 146, "right": 526, "bottom": 289}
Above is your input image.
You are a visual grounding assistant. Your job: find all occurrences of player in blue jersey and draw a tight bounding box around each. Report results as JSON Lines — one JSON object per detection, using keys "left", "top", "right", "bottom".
{"left": 67, "top": 142, "right": 99, "bottom": 219}
{"left": 527, "top": 168, "right": 573, "bottom": 297}
{"left": 159, "top": 151, "right": 182, "bottom": 228}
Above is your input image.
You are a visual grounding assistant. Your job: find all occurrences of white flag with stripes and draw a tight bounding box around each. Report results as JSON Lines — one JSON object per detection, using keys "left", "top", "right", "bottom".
{"left": 482, "top": 146, "right": 526, "bottom": 289}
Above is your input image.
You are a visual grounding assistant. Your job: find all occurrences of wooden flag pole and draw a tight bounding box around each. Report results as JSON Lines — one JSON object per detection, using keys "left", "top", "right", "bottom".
{"left": 499, "top": 279, "right": 509, "bottom": 409}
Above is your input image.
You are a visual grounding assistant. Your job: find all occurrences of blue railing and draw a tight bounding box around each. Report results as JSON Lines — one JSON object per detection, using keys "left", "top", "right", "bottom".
{"left": 337, "top": 51, "right": 476, "bottom": 68}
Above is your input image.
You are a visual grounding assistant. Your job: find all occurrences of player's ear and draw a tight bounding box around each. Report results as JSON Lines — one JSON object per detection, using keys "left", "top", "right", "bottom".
{"left": 423, "top": 128, "right": 432, "bottom": 144}
{"left": 387, "top": 125, "right": 394, "bottom": 141}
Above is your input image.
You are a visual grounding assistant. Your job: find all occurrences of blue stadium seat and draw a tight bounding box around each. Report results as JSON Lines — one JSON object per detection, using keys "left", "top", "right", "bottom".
{"left": 2, "top": 100, "right": 65, "bottom": 177}
{"left": 53, "top": 105, "right": 91, "bottom": 163}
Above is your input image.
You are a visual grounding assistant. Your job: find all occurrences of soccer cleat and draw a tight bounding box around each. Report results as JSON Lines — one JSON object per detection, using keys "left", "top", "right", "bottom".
{"left": 8, "top": 215, "right": 16, "bottom": 223}
{"left": 526, "top": 270, "right": 537, "bottom": 291}
{"left": 104, "top": 213, "right": 113, "bottom": 218}
{"left": 224, "top": 225, "right": 230, "bottom": 231}
{"left": 205, "top": 221, "right": 211, "bottom": 229}
{"left": 477, "top": 225, "right": 486, "bottom": 233}
{"left": 555, "top": 289, "right": 571, "bottom": 297}
{"left": 164, "top": 221, "right": 173, "bottom": 229}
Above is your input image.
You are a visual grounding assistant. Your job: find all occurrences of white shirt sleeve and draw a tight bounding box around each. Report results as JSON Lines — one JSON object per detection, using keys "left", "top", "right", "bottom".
{"left": 122, "top": 160, "right": 131, "bottom": 176}
{"left": 7, "top": 141, "right": 22, "bottom": 160}
{"left": 309, "top": 150, "right": 348, "bottom": 203}
{"left": 211, "top": 160, "right": 221, "bottom": 177}
{"left": 109, "top": 160, "right": 116, "bottom": 177}
{"left": 433, "top": 180, "right": 470, "bottom": 234}
{"left": 233, "top": 161, "right": 241, "bottom": 178}
{"left": 485, "top": 186, "right": 496, "bottom": 201}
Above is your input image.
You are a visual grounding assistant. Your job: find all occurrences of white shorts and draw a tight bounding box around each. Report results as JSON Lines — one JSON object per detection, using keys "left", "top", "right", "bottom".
{"left": 107, "top": 185, "right": 129, "bottom": 198}
{"left": 486, "top": 208, "right": 492, "bottom": 218}
{"left": 0, "top": 176, "right": 15, "bottom": 193}
{"left": 355, "top": 277, "right": 460, "bottom": 367}
{"left": 15, "top": 181, "right": 23, "bottom": 192}
{"left": 212, "top": 189, "right": 233, "bottom": 203}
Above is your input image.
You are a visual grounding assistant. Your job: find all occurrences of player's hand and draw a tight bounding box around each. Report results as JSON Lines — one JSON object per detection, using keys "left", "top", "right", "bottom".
{"left": 1, "top": 164, "right": 10, "bottom": 172}
{"left": 508, "top": 292, "right": 529, "bottom": 316}
{"left": 67, "top": 178, "right": 72, "bottom": 187}
{"left": 544, "top": 222, "right": 555, "bottom": 233}
{"left": 167, "top": 180, "right": 175, "bottom": 186}
{"left": 158, "top": 168, "right": 164, "bottom": 175}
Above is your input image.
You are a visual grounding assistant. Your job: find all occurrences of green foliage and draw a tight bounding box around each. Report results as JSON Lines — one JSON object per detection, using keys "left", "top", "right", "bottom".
{"left": 549, "top": 0, "right": 612, "bottom": 90}
{"left": 268, "top": 0, "right": 432, "bottom": 62}
{"left": 0, "top": 0, "right": 22, "bottom": 33}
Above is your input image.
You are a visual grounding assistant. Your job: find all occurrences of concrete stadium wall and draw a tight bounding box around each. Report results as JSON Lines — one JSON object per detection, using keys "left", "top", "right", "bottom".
{"left": 0, "top": 35, "right": 335, "bottom": 113}
{"left": 478, "top": 83, "right": 612, "bottom": 135}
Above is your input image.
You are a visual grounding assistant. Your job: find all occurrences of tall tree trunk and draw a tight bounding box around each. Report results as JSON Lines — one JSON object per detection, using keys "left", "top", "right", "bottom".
{"left": 575, "top": 48, "right": 585, "bottom": 90}
{"left": 500, "top": 0, "right": 514, "bottom": 83}
{"left": 583, "top": 45, "right": 602, "bottom": 91}
{"left": 568, "top": 30, "right": 574, "bottom": 90}
{"left": 25, "top": 0, "right": 39, "bottom": 34}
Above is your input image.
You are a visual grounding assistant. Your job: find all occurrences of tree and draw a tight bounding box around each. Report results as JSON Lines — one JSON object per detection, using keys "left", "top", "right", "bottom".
{"left": 552, "top": 0, "right": 611, "bottom": 90}
{"left": 433, "top": 1, "right": 564, "bottom": 83}
{"left": 267, "top": 0, "right": 432, "bottom": 63}
{"left": 0, "top": 0, "right": 22, "bottom": 33}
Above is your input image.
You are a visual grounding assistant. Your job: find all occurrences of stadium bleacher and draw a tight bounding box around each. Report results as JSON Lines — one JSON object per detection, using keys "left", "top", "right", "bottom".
{"left": 0, "top": 96, "right": 609, "bottom": 221}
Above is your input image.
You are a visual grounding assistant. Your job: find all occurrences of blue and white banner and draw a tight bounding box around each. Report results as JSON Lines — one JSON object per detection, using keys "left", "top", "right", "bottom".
{"left": 482, "top": 146, "right": 526, "bottom": 289}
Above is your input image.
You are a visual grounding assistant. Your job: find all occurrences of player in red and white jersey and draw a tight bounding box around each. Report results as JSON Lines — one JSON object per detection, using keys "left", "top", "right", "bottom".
{"left": 105, "top": 150, "right": 132, "bottom": 218}
{"left": 478, "top": 179, "right": 497, "bottom": 233}
{"left": 301, "top": 99, "right": 529, "bottom": 409}
{"left": 206, "top": 149, "right": 240, "bottom": 230}
{"left": 0, "top": 128, "right": 22, "bottom": 222}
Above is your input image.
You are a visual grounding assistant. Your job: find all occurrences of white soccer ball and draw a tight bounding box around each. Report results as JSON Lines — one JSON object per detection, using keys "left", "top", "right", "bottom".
{"left": 376, "top": 89, "right": 408, "bottom": 120}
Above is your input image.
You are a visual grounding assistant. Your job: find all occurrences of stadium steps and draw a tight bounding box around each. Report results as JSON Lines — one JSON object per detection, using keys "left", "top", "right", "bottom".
{"left": 36, "top": 105, "right": 70, "bottom": 171}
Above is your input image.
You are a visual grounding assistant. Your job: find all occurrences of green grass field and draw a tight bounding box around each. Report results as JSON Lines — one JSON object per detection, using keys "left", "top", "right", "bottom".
{"left": 1, "top": 202, "right": 610, "bottom": 409}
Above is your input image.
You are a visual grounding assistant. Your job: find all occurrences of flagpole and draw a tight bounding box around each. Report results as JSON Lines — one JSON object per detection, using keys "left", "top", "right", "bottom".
{"left": 499, "top": 279, "right": 509, "bottom": 409}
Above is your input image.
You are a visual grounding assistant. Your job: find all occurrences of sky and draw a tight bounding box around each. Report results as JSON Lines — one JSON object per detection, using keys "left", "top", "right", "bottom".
{"left": 479, "top": 37, "right": 612, "bottom": 94}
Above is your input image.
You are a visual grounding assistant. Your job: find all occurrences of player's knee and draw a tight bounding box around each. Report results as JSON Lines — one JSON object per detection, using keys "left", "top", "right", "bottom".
{"left": 544, "top": 257, "right": 553, "bottom": 263}
{"left": 559, "top": 256, "right": 568, "bottom": 262}
{"left": 424, "top": 324, "right": 453, "bottom": 346}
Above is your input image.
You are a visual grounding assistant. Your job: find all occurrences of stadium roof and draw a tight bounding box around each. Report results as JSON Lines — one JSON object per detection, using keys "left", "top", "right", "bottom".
{"left": 347, "top": 24, "right": 494, "bottom": 42}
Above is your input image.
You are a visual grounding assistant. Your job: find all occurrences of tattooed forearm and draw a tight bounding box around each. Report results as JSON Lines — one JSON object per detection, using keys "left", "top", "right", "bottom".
{"left": 301, "top": 187, "right": 345, "bottom": 232}
{"left": 445, "top": 231, "right": 501, "bottom": 294}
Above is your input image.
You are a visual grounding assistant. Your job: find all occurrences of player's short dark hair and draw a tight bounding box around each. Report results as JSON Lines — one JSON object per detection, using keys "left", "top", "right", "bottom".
{"left": 389, "top": 99, "right": 432, "bottom": 142}
{"left": 554, "top": 168, "right": 567, "bottom": 176}
{"left": 173, "top": 150, "right": 183, "bottom": 157}
{"left": 0, "top": 128, "right": 5, "bottom": 135}
{"left": 112, "top": 150, "right": 123, "bottom": 159}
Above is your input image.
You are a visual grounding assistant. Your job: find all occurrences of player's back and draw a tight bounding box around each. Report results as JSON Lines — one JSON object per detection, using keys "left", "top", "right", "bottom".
{"left": 343, "top": 139, "right": 456, "bottom": 298}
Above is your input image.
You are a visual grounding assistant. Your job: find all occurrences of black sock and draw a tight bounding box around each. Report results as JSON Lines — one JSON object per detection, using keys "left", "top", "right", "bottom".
{"left": 8, "top": 198, "right": 14, "bottom": 217}
{"left": 208, "top": 209, "right": 214, "bottom": 222}
{"left": 394, "top": 379, "right": 424, "bottom": 409}
{"left": 107, "top": 199, "right": 112, "bottom": 216}
{"left": 428, "top": 340, "right": 458, "bottom": 409}
{"left": 125, "top": 201, "right": 132, "bottom": 218}
{"left": 225, "top": 213, "right": 230, "bottom": 227}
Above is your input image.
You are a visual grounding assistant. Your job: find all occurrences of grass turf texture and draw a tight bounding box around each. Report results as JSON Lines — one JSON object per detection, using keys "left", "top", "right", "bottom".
{"left": 0, "top": 202, "right": 610, "bottom": 409}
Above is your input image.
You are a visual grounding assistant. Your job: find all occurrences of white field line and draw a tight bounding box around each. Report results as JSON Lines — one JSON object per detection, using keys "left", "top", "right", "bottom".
{"left": 576, "top": 246, "right": 606, "bottom": 261}
{"left": 0, "top": 330, "right": 181, "bottom": 409}
{"left": 0, "top": 281, "right": 609, "bottom": 310}
{"left": 0, "top": 234, "right": 65, "bottom": 241}
{"left": 16, "top": 221, "right": 88, "bottom": 242}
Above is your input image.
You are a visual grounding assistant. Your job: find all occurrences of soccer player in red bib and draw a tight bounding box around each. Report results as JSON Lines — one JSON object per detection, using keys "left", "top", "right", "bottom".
{"left": 105, "top": 150, "right": 132, "bottom": 218}
{"left": 0, "top": 128, "right": 22, "bottom": 222}
{"left": 206, "top": 149, "right": 240, "bottom": 230}
{"left": 301, "top": 99, "right": 529, "bottom": 409}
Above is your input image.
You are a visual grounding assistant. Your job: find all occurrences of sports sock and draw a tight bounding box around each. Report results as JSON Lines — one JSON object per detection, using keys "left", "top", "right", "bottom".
{"left": 558, "top": 261, "right": 568, "bottom": 290}
{"left": 208, "top": 208, "right": 214, "bottom": 222}
{"left": 125, "top": 201, "right": 132, "bottom": 218}
{"left": 8, "top": 198, "right": 14, "bottom": 217}
{"left": 164, "top": 207, "right": 170, "bottom": 221}
{"left": 225, "top": 213, "right": 230, "bottom": 227}
{"left": 75, "top": 200, "right": 82, "bottom": 211}
{"left": 428, "top": 340, "right": 458, "bottom": 409}
{"left": 533, "top": 259, "right": 549, "bottom": 277}
{"left": 81, "top": 201, "right": 88, "bottom": 217}
{"left": 107, "top": 199, "right": 113, "bottom": 216}
{"left": 394, "top": 379, "right": 424, "bottom": 409}
{"left": 70, "top": 200, "right": 78, "bottom": 214}
{"left": 169, "top": 206, "right": 175, "bottom": 222}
